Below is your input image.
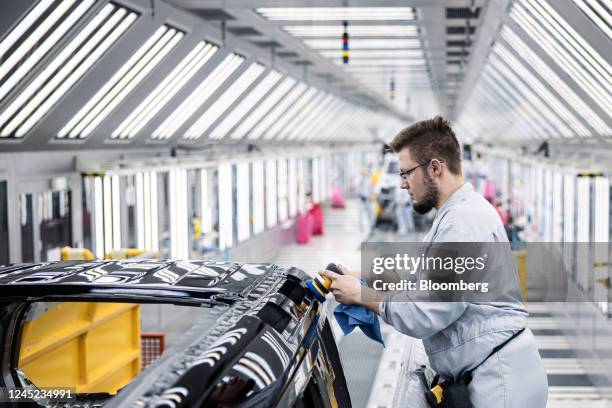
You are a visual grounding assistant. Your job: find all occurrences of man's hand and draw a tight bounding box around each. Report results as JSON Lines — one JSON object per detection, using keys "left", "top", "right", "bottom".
{"left": 319, "top": 269, "right": 362, "bottom": 305}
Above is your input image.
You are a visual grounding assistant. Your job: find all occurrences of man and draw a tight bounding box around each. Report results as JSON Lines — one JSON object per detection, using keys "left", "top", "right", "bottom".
{"left": 321, "top": 116, "right": 547, "bottom": 407}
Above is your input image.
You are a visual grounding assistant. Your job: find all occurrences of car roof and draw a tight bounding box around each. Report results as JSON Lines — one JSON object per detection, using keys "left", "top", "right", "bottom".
{"left": 0, "top": 260, "right": 280, "bottom": 303}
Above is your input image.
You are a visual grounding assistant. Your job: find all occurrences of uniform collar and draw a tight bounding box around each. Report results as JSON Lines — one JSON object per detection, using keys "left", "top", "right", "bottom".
{"left": 437, "top": 182, "right": 473, "bottom": 215}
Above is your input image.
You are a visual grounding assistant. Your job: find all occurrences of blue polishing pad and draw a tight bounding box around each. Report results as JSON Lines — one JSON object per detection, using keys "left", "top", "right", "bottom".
{"left": 306, "top": 279, "right": 326, "bottom": 302}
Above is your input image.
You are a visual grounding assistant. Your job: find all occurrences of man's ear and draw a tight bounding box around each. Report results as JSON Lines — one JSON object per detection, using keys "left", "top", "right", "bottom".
{"left": 430, "top": 159, "right": 444, "bottom": 177}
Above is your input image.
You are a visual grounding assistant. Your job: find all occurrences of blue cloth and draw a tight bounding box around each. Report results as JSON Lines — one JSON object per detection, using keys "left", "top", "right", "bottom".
{"left": 334, "top": 303, "right": 385, "bottom": 346}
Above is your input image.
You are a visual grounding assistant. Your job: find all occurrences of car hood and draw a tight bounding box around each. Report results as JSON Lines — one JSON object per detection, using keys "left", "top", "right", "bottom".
{"left": 0, "top": 260, "right": 286, "bottom": 303}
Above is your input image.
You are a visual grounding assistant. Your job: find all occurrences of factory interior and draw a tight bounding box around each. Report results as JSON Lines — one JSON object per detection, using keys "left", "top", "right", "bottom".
{"left": 0, "top": 0, "right": 611, "bottom": 407}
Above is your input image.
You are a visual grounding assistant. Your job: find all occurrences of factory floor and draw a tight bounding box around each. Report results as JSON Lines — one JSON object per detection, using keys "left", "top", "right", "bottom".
{"left": 272, "top": 200, "right": 612, "bottom": 408}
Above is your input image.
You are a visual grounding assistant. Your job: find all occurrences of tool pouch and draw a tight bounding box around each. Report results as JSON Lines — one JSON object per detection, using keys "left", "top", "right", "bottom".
{"left": 422, "top": 377, "right": 473, "bottom": 408}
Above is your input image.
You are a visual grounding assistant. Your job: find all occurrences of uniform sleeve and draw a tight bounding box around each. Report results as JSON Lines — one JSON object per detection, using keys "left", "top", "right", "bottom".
{"left": 378, "top": 213, "right": 471, "bottom": 338}
{"left": 378, "top": 292, "right": 468, "bottom": 339}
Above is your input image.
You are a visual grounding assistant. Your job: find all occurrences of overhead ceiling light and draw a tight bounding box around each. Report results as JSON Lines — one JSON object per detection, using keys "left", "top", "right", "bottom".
{"left": 264, "top": 88, "right": 319, "bottom": 140}
{"left": 0, "top": 3, "right": 137, "bottom": 138}
{"left": 230, "top": 76, "right": 296, "bottom": 139}
{"left": 511, "top": 0, "right": 611, "bottom": 113}
{"left": 341, "top": 66, "right": 429, "bottom": 72}
{"left": 304, "top": 38, "right": 421, "bottom": 49}
{"left": 283, "top": 25, "right": 419, "bottom": 37}
{"left": 248, "top": 82, "right": 308, "bottom": 140}
{"left": 293, "top": 97, "right": 341, "bottom": 140}
{"left": 487, "top": 53, "right": 572, "bottom": 137}
{"left": 298, "top": 99, "right": 345, "bottom": 140}
{"left": 185, "top": 62, "right": 266, "bottom": 140}
{"left": 256, "top": 7, "right": 415, "bottom": 21}
{"left": 0, "top": 0, "right": 90, "bottom": 100}
{"left": 493, "top": 43, "right": 589, "bottom": 137}
{"left": 214, "top": 70, "right": 282, "bottom": 140}
{"left": 332, "top": 59, "right": 426, "bottom": 66}
{"left": 571, "top": 0, "right": 611, "bottom": 40}
{"left": 59, "top": 24, "right": 183, "bottom": 139}
{"left": 282, "top": 92, "right": 330, "bottom": 140}
{"left": 501, "top": 26, "right": 610, "bottom": 136}
{"left": 112, "top": 41, "right": 218, "bottom": 139}
{"left": 319, "top": 49, "right": 424, "bottom": 59}
{"left": 152, "top": 53, "right": 245, "bottom": 139}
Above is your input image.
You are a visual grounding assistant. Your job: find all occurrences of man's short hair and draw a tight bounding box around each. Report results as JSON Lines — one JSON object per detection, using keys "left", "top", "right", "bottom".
{"left": 389, "top": 115, "right": 462, "bottom": 175}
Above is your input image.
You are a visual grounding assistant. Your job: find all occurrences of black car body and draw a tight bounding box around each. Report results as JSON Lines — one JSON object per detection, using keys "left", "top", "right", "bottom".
{"left": 0, "top": 260, "right": 351, "bottom": 408}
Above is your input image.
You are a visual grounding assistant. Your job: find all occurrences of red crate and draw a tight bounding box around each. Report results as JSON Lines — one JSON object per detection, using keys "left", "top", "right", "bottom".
{"left": 141, "top": 332, "right": 165, "bottom": 370}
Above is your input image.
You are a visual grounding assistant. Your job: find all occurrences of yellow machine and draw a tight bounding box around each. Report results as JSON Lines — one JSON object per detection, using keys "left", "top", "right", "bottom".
{"left": 60, "top": 246, "right": 94, "bottom": 261}
{"left": 24, "top": 247, "right": 147, "bottom": 394}
{"left": 18, "top": 302, "right": 141, "bottom": 394}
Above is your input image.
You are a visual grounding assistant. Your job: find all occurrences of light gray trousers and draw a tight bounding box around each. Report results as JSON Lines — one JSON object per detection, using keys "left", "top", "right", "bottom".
{"left": 391, "top": 329, "right": 548, "bottom": 408}
{"left": 467, "top": 328, "right": 548, "bottom": 408}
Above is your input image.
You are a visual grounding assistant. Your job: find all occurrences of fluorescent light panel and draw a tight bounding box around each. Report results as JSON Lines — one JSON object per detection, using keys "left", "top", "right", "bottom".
{"left": 511, "top": 0, "right": 611, "bottom": 114}
{"left": 493, "top": 43, "right": 589, "bottom": 137}
{"left": 0, "top": 2, "right": 137, "bottom": 138}
{"left": 265, "top": 87, "right": 319, "bottom": 140}
{"left": 252, "top": 161, "right": 265, "bottom": 235}
{"left": 333, "top": 59, "right": 426, "bottom": 66}
{"left": 185, "top": 62, "right": 265, "bottom": 140}
{"left": 291, "top": 96, "right": 339, "bottom": 140}
{"left": 216, "top": 70, "right": 282, "bottom": 140}
{"left": 0, "top": 0, "right": 91, "bottom": 103}
{"left": 298, "top": 99, "right": 345, "bottom": 140}
{"left": 112, "top": 41, "right": 218, "bottom": 139}
{"left": 236, "top": 162, "right": 250, "bottom": 242}
{"left": 571, "top": 0, "right": 611, "bottom": 40}
{"left": 257, "top": 7, "right": 415, "bottom": 21}
{"left": 250, "top": 82, "right": 308, "bottom": 140}
{"left": 218, "top": 164, "right": 233, "bottom": 249}
{"left": 283, "top": 92, "right": 329, "bottom": 140}
{"left": 283, "top": 25, "right": 418, "bottom": 37}
{"left": 319, "top": 49, "right": 424, "bottom": 59}
{"left": 288, "top": 158, "right": 298, "bottom": 217}
{"left": 153, "top": 53, "right": 244, "bottom": 139}
{"left": 501, "top": 26, "right": 610, "bottom": 136}
{"left": 92, "top": 177, "right": 104, "bottom": 258}
{"left": 304, "top": 38, "right": 421, "bottom": 49}
{"left": 59, "top": 24, "right": 183, "bottom": 139}
{"left": 265, "top": 160, "right": 277, "bottom": 228}
{"left": 232, "top": 76, "right": 296, "bottom": 139}
{"left": 277, "top": 159, "right": 288, "bottom": 222}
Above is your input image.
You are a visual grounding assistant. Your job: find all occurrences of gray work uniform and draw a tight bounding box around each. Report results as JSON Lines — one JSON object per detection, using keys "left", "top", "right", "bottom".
{"left": 379, "top": 182, "right": 548, "bottom": 407}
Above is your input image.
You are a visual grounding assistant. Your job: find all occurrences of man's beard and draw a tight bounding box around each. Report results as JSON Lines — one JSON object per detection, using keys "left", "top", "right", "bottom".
{"left": 413, "top": 173, "right": 438, "bottom": 214}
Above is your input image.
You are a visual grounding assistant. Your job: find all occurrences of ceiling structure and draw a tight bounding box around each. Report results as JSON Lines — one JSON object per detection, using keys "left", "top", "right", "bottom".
{"left": 0, "top": 0, "right": 609, "bottom": 152}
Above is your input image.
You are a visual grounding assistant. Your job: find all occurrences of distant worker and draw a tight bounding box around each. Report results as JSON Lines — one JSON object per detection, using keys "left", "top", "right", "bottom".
{"left": 355, "top": 168, "right": 373, "bottom": 232}
{"left": 393, "top": 183, "right": 414, "bottom": 234}
{"left": 322, "top": 116, "right": 547, "bottom": 407}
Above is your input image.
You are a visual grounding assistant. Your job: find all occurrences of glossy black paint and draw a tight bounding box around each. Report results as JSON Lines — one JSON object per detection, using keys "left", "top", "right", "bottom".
{"left": 0, "top": 260, "right": 352, "bottom": 408}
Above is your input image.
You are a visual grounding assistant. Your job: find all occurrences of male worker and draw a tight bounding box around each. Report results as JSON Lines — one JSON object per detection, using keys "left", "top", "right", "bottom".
{"left": 321, "top": 116, "right": 547, "bottom": 407}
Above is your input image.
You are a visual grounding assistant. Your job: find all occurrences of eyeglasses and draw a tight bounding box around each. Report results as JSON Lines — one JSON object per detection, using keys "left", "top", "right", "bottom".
{"left": 399, "top": 162, "right": 428, "bottom": 182}
{"left": 399, "top": 159, "right": 445, "bottom": 182}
